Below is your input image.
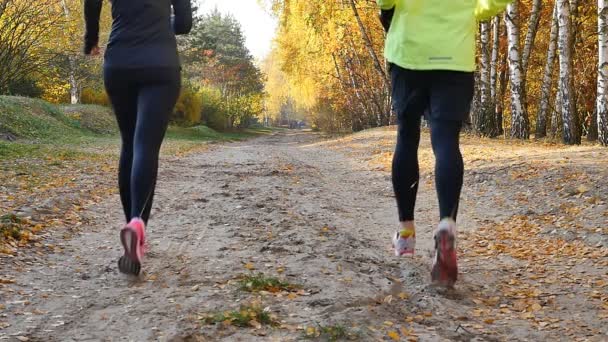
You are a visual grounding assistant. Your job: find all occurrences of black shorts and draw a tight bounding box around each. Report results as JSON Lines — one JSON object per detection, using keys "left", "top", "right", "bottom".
{"left": 390, "top": 65, "right": 475, "bottom": 123}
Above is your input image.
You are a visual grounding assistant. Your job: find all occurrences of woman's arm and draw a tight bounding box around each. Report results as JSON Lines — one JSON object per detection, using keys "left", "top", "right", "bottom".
{"left": 171, "top": 0, "right": 193, "bottom": 35}
{"left": 84, "top": 0, "right": 102, "bottom": 54}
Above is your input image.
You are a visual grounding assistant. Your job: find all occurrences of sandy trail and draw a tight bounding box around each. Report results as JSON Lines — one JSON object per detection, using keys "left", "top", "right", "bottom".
{"left": 1, "top": 130, "right": 606, "bottom": 341}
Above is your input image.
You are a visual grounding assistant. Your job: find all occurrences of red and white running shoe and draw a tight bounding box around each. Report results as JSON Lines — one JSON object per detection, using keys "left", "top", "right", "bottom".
{"left": 431, "top": 218, "right": 458, "bottom": 287}
{"left": 118, "top": 218, "right": 146, "bottom": 275}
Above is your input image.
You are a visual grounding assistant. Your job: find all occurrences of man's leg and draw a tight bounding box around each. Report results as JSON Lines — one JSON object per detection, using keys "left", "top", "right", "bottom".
{"left": 429, "top": 119, "right": 464, "bottom": 221}
{"left": 390, "top": 66, "right": 428, "bottom": 256}
{"left": 428, "top": 70, "right": 474, "bottom": 286}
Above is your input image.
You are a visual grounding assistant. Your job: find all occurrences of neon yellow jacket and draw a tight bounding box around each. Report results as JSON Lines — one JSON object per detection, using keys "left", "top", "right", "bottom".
{"left": 377, "top": 0, "right": 512, "bottom": 72}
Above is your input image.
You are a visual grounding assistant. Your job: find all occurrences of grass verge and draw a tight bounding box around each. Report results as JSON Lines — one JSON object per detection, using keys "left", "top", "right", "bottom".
{"left": 304, "top": 324, "right": 359, "bottom": 341}
{"left": 200, "top": 303, "right": 279, "bottom": 328}
{"left": 238, "top": 273, "right": 300, "bottom": 293}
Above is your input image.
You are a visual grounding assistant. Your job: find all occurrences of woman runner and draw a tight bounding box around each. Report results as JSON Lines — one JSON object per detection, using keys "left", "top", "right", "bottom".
{"left": 84, "top": 0, "right": 193, "bottom": 275}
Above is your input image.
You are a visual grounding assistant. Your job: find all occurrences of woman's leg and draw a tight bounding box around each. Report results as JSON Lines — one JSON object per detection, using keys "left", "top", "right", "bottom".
{"left": 104, "top": 68, "right": 138, "bottom": 223}
{"left": 130, "top": 68, "right": 181, "bottom": 224}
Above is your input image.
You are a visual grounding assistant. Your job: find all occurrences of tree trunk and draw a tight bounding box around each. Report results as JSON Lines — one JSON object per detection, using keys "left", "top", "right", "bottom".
{"left": 598, "top": 0, "right": 608, "bottom": 146}
{"left": 490, "top": 17, "right": 500, "bottom": 101}
{"left": 536, "top": 3, "right": 559, "bottom": 139}
{"left": 347, "top": 0, "right": 389, "bottom": 89}
{"left": 496, "top": 15, "right": 508, "bottom": 136}
{"left": 521, "top": 0, "right": 542, "bottom": 74}
{"left": 61, "top": 0, "right": 79, "bottom": 104}
{"left": 588, "top": 108, "right": 598, "bottom": 141}
{"left": 550, "top": 91, "right": 562, "bottom": 139}
{"left": 478, "top": 21, "right": 498, "bottom": 137}
{"left": 569, "top": 0, "right": 581, "bottom": 134}
{"left": 556, "top": 0, "right": 581, "bottom": 144}
{"left": 505, "top": 2, "right": 529, "bottom": 139}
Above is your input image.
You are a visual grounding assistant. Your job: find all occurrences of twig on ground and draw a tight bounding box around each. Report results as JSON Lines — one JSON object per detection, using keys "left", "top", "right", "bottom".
{"left": 469, "top": 162, "right": 528, "bottom": 175}
{"left": 455, "top": 324, "right": 475, "bottom": 335}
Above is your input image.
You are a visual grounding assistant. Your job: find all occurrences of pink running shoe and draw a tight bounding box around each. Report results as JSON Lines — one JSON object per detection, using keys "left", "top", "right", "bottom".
{"left": 392, "top": 227, "right": 416, "bottom": 256}
{"left": 431, "top": 218, "right": 458, "bottom": 287}
{"left": 118, "top": 218, "right": 146, "bottom": 275}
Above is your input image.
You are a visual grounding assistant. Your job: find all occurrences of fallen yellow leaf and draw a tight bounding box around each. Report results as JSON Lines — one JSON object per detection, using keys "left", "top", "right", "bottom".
{"left": 388, "top": 330, "right": 400, "bottom": 341}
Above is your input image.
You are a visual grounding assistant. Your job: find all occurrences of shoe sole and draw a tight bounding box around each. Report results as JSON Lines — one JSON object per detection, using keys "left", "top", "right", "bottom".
{"left": 431, "top": 229, "right": 457, "bottom": 288}
{"left": 119, "top": 227, "right": 141, "bottom": 276}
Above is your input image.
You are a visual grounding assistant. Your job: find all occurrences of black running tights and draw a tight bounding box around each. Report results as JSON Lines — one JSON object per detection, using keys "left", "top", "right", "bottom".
{"left": 392, "top": 117, "right": 464, "bottom": 222}
{"left": 104, "top": 67, "right": 181, "bottom": 224}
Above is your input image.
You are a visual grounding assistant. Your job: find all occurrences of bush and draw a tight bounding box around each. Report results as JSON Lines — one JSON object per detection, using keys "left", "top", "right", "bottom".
{"left": 81, "top": 88, "right": 110, "bottom": 107}
{"left": 200, "top": 86, "right": 227, "bottom": 130}
{"left": 6, "top": 78, "right": 43, "bottom": 98}
{"left": 174, "top": 83, "right": 203, "bottom": 125}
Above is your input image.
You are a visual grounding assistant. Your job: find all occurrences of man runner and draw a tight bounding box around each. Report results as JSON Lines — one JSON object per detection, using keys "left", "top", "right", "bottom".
{"left": 378, "top": 0, "right": 512, "bottom": 287}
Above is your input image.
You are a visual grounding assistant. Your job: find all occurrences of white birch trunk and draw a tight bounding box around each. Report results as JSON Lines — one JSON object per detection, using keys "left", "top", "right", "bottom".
{"left": 61, "top": 0, "right": 79, "bottom": 104}
{"left": 480, "top": 22, "right": 491, "bottom": 111}
{"left": 598, "top": 0, "right": 608, "bottom": 146}
{"left": 556, "top": 0, "right": 580, "bottom": 144}
{"left": 490, "top": 17, "right": 500, "bottom": 101}
{"left": 521, "top": 0, "right": 542, "bottom": 74}
{"left": 536, "top": 3, "right": 559, "bottom": 138}
{"left": 478, "top": 21, "right": 497, "bottom": 136}
{"left": 505, "top": 2, "right": 529, "bottom": 139}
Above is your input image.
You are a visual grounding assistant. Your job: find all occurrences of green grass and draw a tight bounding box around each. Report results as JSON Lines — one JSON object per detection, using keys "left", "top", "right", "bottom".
{"left": 166, "top": 125, "right": 274, "bottom": 142}
{"left": 238, "top": 273, "right": 299, "bottom": 293}
{"left": 304, "top": 325, "right": 359, "bottom": 341}
{"left": 200, "top": 304, "right": 278, "bottom": 328}
{"left": 0, "top": 97, "right": 122, "bottom": 141}
{"left": 0, "top": 96, "right": 273, "bottom": 159}
{"left": 0, "top": 214, "right": 26, "bottom": 240}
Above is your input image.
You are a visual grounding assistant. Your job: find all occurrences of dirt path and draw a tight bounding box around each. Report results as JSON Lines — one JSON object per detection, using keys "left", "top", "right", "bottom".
{"left": 1, "top": 130, "right": 606, "bottom": 341}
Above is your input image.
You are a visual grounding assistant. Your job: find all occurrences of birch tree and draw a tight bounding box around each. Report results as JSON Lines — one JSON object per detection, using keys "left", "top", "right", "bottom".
{"left": 60, "top": 0, "right": 79, "bottom": 104}
{"left": 490, "top": 17, "right": 500, "bottom": 102}
{"left": 505, "top": 1, "right": 529, "bottom": 139}
{"left": 536, "top": 3, "right": 559, "bottom": 139}
{"left": 598, "top": 0, "right": 608, "bottom": 146}
{"left": 521, "top": 0, "right": 542, "bottom": 74}
{"left": 556, "top": 0, "right": 581, "bottom": 144}
{"left": 477, "top": 21, "right": 498, "bottom": 137}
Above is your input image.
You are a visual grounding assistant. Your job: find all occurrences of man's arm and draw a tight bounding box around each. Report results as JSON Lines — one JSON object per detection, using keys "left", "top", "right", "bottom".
{"left": 377, "top": 0, "right": 395, "bottom": 33}
{"left": 475, "top": 0, "right": 513, "bottom": 21}
{"left": 380, "top": 8, "right": 394, "bottom": 33}
{"left": 84, "top": 0, "right": 102, "bottom": 54}
{"left": 171, "top": 0, "right": 193, "bottom": 35}
{"left": 377, "top": 0, "right": 396, "bottom": 10}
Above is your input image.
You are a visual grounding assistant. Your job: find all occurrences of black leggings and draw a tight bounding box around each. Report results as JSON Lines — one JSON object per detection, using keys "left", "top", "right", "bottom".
{"left": 104, "top": 67, "right": 181, "bottom": 224}
{"left": 392, "top": 117, "right": 464, "bottom": 222}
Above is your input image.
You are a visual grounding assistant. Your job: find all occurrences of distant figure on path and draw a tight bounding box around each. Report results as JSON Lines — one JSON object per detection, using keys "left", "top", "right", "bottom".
{"left": 378, "top": 0, "right": 512, "bottom": 287}
{"left": 84, "top": 0, "right": 193, "bottom": 275}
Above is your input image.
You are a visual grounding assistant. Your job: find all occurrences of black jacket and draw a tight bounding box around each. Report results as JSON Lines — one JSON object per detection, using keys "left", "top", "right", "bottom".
{"left": 84, "top": 0, "right": 193, "bottom": 68}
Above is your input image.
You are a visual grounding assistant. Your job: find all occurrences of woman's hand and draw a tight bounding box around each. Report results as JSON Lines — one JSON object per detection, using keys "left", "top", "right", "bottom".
{"left": 90, "top": 46, "right": 101, "bottom": 56}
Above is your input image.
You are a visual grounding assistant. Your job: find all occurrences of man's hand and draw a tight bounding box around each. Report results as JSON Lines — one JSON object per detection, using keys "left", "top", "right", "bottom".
{"left": 380, "top": 7, "right": 395, "bottom": 33}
